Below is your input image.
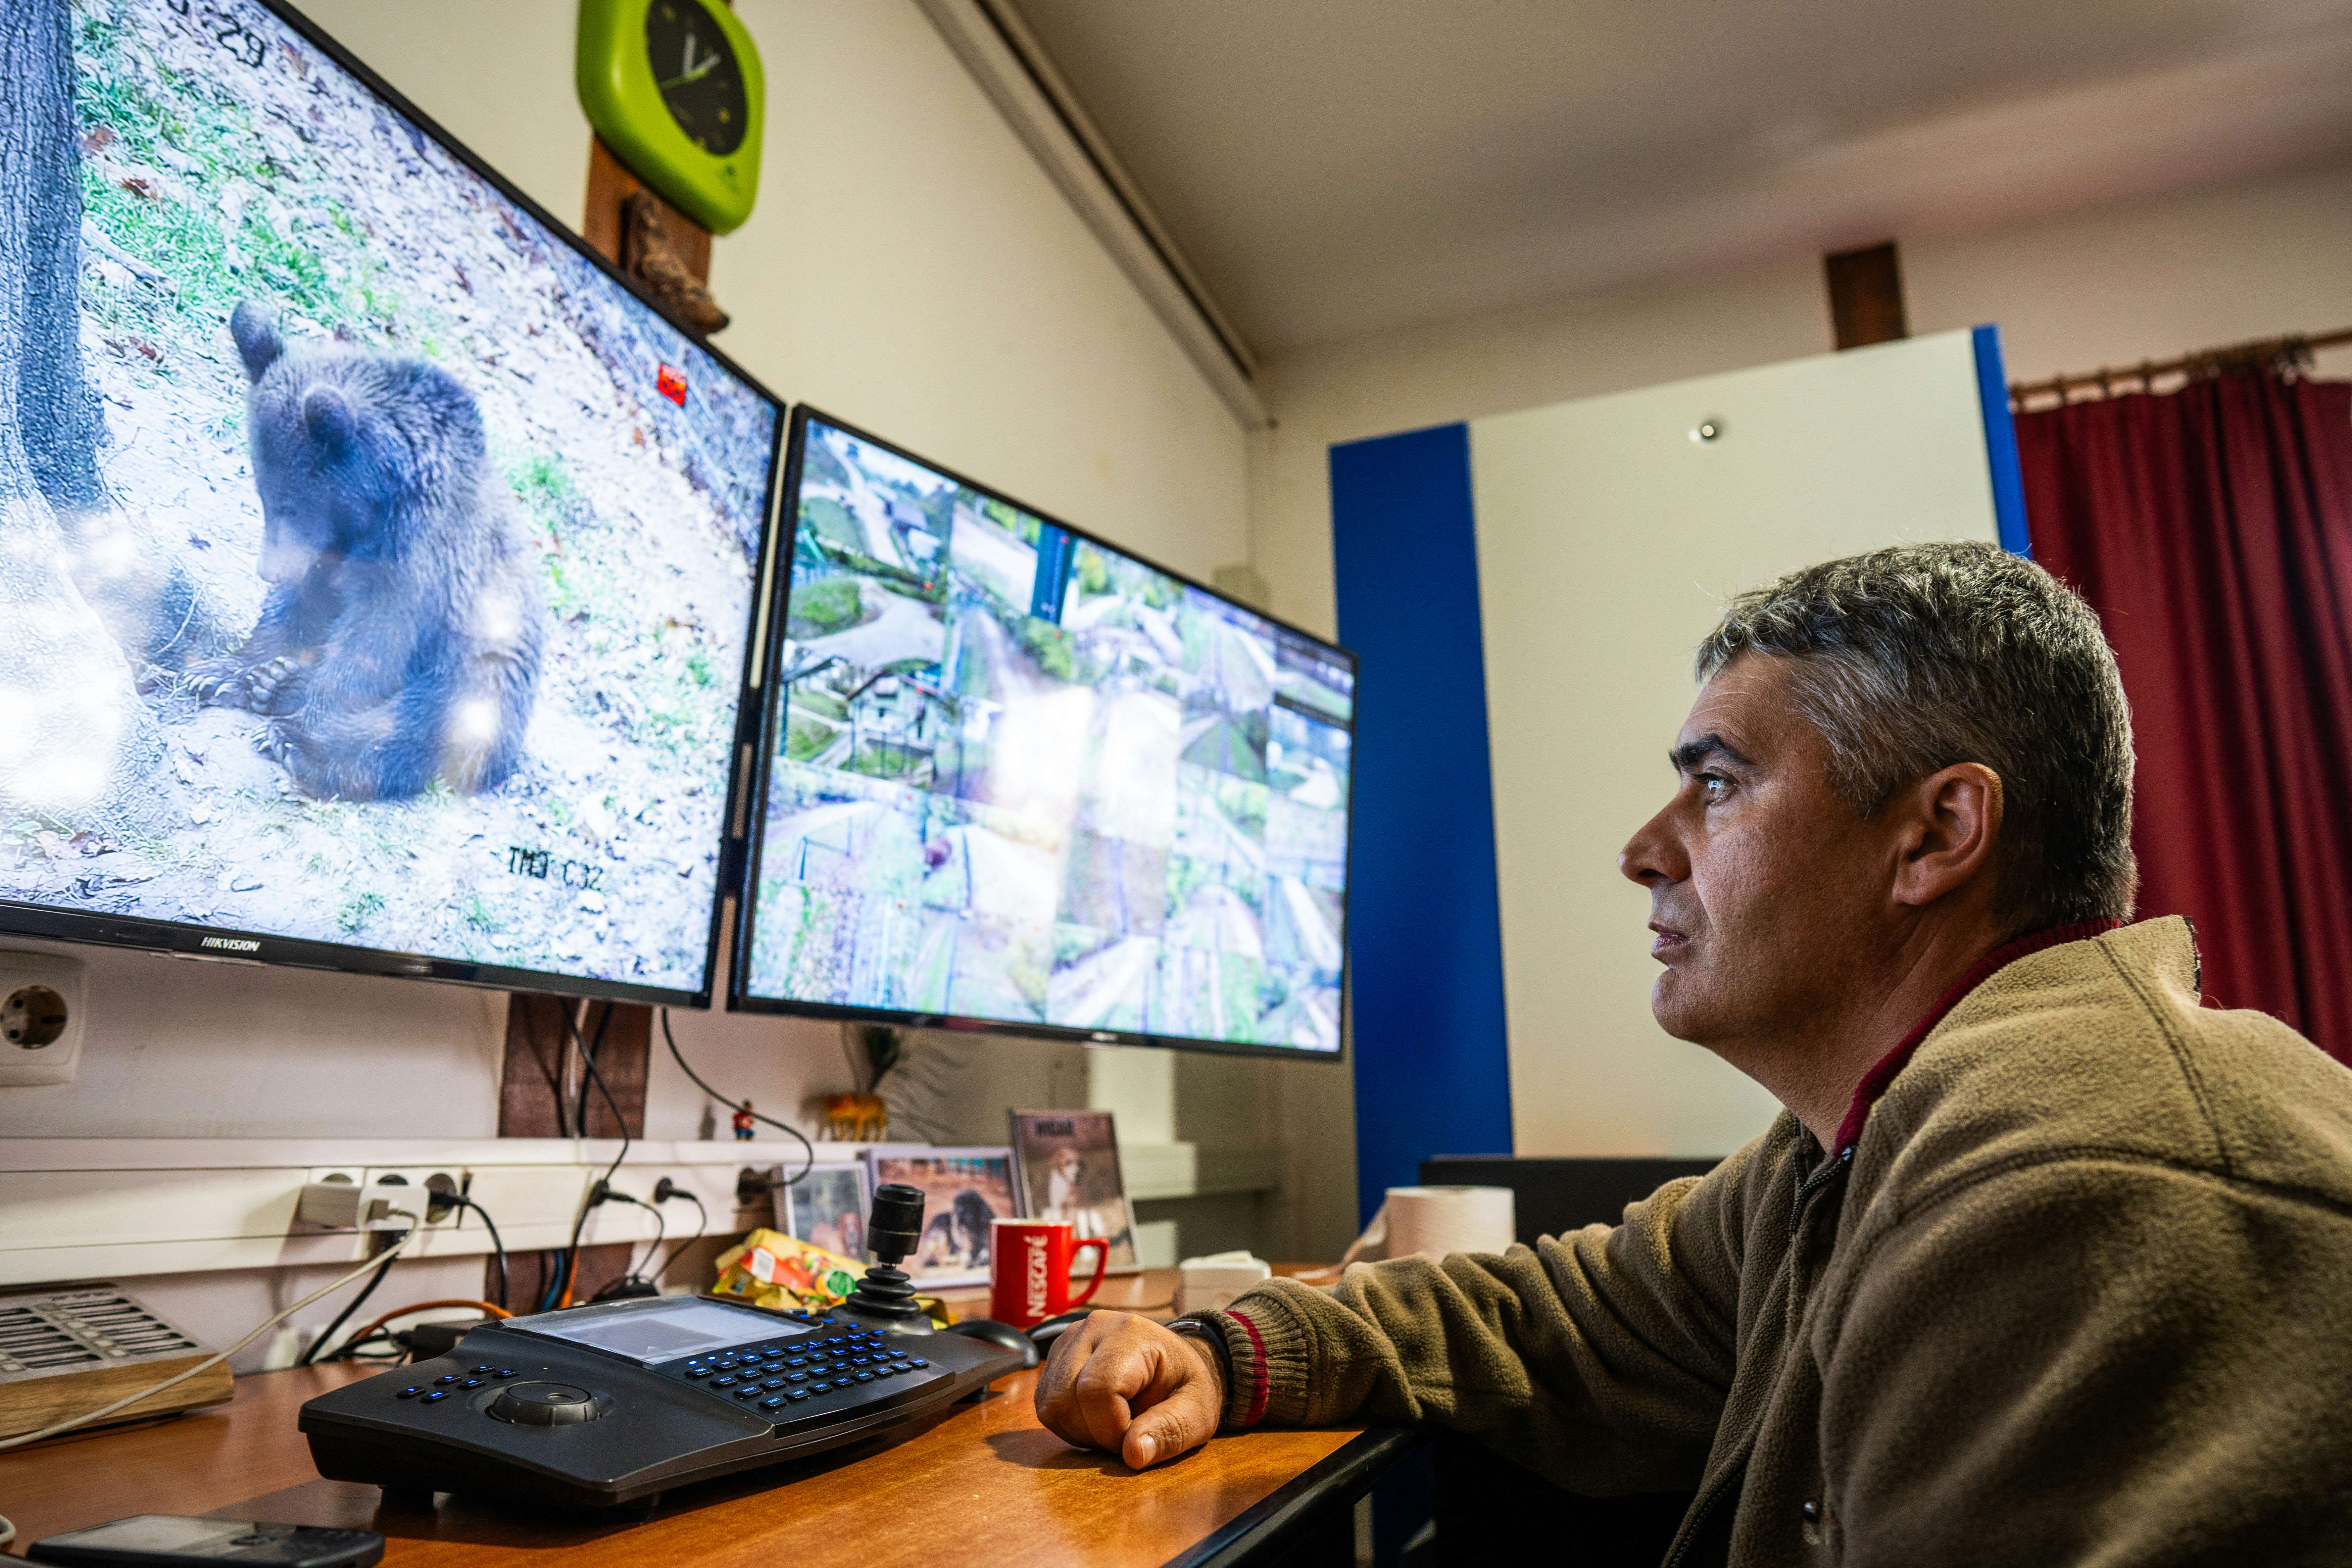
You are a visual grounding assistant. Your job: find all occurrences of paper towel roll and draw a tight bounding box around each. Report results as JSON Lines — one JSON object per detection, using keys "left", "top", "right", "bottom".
{"left": 1340, "top": 1185, "right": 1516, "bottom": 1264}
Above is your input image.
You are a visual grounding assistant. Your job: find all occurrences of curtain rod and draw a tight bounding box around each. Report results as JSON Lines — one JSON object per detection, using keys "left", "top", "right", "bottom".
{"left": 2010, "top": 326, "right": 2352, "bottom": 409}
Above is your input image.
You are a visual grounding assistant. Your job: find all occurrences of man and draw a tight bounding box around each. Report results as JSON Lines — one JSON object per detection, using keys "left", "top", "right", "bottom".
{"left": 1035, "top": 543, "right": 2352, "bottom": 1563}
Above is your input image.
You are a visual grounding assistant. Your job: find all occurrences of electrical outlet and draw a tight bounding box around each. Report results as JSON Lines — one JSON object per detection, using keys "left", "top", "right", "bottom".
{"left": 0, "top": 950, "right": 86, "bottom": 1087}
{"left": 359, "top": 1167, "right": 468, "bottom": 1226}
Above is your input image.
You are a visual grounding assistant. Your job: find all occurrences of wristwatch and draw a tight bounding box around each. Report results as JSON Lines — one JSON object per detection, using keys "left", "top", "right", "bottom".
{"left": 1165, "top": 1317, "right": 1233, "bottom": 1403}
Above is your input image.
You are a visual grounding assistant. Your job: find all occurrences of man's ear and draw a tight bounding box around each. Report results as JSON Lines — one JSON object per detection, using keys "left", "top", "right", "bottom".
{"left": 1890, "top": 763, "right": 2002, "bottom": 909}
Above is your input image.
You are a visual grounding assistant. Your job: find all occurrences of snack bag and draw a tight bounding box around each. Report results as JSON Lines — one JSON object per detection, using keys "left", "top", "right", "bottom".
{"left": 711, "top": 1228, "right": 864, "bottom": 1312}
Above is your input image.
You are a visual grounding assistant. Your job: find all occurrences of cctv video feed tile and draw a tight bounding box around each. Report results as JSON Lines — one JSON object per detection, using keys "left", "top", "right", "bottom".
{"left": 1, "top": 0, "right": 778, "bottom": 994}
{"left": 744, "top": 421, "right": 1355, "bottom": 1051}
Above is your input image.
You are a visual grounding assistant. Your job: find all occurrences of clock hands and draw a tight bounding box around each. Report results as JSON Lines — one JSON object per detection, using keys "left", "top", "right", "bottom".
{"left": 656, "top": 31, "right": 726, "bottom": 90}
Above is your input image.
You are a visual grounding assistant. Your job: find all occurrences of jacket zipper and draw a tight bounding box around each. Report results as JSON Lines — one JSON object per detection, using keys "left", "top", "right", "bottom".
{"left": 1662, "top": 1466, "right": 1745, "bottom": 1568}
{"left": 1791, "top": 1145, "right": 1854, "bottom": 1235}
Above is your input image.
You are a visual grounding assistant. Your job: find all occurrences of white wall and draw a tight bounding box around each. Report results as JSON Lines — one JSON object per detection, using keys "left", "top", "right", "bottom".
{"left": 1250, "top": 152, "right": 2352, "bottom": 1162}
{"left": 1, "top": 0, "right": 1265, "bottom": 1355}
{"left": 1471, "top": 334, "right": 1999, "bottom": 1157}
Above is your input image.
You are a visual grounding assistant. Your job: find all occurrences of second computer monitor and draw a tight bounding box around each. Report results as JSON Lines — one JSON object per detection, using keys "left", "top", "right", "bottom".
{"left": 732, "top": 411, "right": 1354, "bottom": 1057}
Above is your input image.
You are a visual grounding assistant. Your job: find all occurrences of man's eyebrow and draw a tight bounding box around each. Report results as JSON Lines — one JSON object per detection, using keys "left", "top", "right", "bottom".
{"left": 1670, "top": 734, "right": 1756, "bottom": 774}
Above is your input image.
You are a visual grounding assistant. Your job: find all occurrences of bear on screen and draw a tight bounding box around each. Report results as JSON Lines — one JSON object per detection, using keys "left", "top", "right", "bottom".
{"left": 189, "top": 302, "right": 546, "bottom": 802}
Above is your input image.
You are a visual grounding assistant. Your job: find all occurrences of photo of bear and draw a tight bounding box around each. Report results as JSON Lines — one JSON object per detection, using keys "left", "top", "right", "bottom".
{"left": 190, "top": 302, "right": 547, "bottom": 802}
{"left": 0, "top": 0, "right": 780, "bottom": 995}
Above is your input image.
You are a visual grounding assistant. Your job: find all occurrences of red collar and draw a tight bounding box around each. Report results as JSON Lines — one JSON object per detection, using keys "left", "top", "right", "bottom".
{"left": 1830, "top": 919, "right": 2124, "bottom": 1155}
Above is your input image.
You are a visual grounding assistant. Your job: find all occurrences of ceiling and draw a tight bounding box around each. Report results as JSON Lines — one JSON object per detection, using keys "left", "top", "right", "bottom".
{"left": 1009, "top": 0, "right": 2352, "bottom": 353}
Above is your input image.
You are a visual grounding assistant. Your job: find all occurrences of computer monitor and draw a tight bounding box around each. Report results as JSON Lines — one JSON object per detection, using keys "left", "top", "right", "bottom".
{"left": 0, "top": 0, "right": 783, "bottom": 1006}
{"left": 730, "top": 410, "right": 1356, "bottom": 1057}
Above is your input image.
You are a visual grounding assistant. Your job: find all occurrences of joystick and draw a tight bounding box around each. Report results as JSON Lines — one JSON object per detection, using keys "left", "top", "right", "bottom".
{"left": 837, "top": 1183, "right": 934, "bottom": 1333}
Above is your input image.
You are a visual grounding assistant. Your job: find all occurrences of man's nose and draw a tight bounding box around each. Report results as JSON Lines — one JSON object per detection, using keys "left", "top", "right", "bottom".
{"left": 1619, "top": 803, "right": 1685, "bottom": 887}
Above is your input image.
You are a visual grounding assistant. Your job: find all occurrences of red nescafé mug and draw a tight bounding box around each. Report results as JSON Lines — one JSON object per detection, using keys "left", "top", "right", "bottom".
{"left": 989, "top": 1219, "right": 1110, "bottom": 1330}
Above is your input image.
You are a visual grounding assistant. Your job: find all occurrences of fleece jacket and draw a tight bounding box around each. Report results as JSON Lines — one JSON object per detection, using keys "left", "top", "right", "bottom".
{"left": 1188, "top": 918, "right": 2352, "bottom": 1565}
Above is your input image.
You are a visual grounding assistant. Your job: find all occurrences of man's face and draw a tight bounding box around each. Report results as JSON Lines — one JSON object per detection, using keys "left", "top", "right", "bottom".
{"left": 1619, "top": 655, "right": 1892, "bottom": 1049}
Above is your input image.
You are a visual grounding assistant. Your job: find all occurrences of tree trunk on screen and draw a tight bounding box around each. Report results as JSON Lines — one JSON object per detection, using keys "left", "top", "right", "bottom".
{"left": 0, "top": 2, "right": 169, "bottom": 834}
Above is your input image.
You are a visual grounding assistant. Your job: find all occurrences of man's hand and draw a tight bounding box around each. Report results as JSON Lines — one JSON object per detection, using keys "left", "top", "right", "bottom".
{"left": 1033, "top": 1312, "right": 1226, "bottom": 1471}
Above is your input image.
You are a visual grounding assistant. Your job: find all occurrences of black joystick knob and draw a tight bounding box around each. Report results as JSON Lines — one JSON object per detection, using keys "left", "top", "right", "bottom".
{"left": 868, "top": 1183, "right": 924, "bottom": 1266}
{"left": 489, "top": 1382, "right": 598, "bottom": 1425}
{"left": 838, "top": 1183, "right": 932, "bottom": 1332}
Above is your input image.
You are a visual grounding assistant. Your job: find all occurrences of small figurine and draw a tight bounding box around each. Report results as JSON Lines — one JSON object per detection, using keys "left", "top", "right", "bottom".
{"left": 822, "top": 1091, "right": 888, "bottom": 1142}
{"left": 732, "top": 1100, "right": 756, "bottom": 1141}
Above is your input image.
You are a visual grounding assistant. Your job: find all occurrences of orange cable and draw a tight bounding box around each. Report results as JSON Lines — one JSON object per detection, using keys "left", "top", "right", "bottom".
{"left": 338, "top": 1298, "right": 511, "bottom": 1358}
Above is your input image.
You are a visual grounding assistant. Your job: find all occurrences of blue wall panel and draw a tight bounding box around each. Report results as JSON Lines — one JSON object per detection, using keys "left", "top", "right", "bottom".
{"left": 1972, "top": 324, "right": 2032, "bottom": 557}
{"left": 1329, "top": 423, "right": 1514, "bottom": 1225}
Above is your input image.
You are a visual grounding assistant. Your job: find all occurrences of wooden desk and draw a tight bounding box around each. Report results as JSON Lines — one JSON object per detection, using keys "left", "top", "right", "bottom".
{"left": 0, "top": 1268, "right": 1407, "bottom": 1568}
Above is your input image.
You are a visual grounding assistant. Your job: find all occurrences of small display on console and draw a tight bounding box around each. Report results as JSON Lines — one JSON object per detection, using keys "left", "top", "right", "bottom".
{"left": 507, "top": 1298, "right": 806, "bottom": 1364}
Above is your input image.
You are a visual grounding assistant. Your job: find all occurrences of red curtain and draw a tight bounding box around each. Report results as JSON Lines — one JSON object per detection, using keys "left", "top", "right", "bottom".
{"left": 2016, "top": 372, "right": 2352, "bottom": 1063}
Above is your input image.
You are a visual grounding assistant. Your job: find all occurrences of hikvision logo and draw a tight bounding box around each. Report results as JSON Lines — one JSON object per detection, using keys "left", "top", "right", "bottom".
{"left": 200, "top": 937, "right": 261, "bottom": 953}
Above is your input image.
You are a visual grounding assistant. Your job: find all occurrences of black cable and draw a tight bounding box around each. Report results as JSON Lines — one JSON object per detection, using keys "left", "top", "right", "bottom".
{"left": 445, "top": 1193, "right": 509, "bottom": 1311}
{"left": 652, "top": 1190, "right": 709, "bottom": 1282}
{"left": 609, "top": 1193, "right": 665, "bottom": 1288}
{"left": 660, "top": 1008, "right": 815, "bottom": 1184}
{"left": 544, "top": 1006, "right": 634, "bottom": 1310}
{"left": 572, "top": 1000, "right": 615, "bottom": 1140}
{"left": 299, "top": 1224, "right": 410, "bottom": 1366}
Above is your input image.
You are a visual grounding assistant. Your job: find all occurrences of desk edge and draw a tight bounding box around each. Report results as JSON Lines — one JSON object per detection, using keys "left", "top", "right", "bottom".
{"left": 1162, "top": 1427, "right": 1423, "bottom": 1568}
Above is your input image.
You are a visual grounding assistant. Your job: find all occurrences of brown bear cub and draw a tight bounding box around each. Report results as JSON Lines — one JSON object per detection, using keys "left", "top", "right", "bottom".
{"left": 192, "top": 301, "right": 546, "bottom": 801}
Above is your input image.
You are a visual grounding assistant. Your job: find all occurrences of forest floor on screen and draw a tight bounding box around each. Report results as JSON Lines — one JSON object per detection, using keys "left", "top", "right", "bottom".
{"left": 0, "top": 1, "right": 775, "bottom": 992}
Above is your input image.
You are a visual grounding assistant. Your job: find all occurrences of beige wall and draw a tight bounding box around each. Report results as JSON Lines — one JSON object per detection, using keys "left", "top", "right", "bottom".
{"left": 1253, "top": 153, "right": 2352, "bottom": 1173}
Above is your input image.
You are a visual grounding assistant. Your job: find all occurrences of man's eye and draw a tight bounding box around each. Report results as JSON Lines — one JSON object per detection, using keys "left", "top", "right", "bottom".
{"left": 1700, "top": 774, "right": 1731, "bottom": 803}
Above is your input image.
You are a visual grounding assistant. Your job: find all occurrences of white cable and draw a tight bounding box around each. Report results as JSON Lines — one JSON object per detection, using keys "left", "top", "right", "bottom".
{"left": 0, "top": 1210, "right": 423, "bottom": 1455}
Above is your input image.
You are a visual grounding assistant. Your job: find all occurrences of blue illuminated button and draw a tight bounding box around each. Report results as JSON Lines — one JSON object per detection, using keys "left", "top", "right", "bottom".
{"left": 493, "top": 1368, "right": 518, "bottom": 1378}
{"left": 784, "top": 1357, "right": 807, "bottom": 1368}
{"left": 853, "top": 1371, "right": 875, "bottom": 1383}
{"left": 785, "top": 1388, "right": 811, "bottom": 1402}
{"left": 470, "top": 1364, "right": 494, "bottom": 1374}
{"left": 760, "top": 1395, "right": 786, "bottom": 1410}
{"left": 712, "top": 1375, "right": 737, "bottom": 1387}
{"left": 734, "top": 1385, "right": 762, "bottom": 1400}
{"left": 889, "top": 1362, "right": 912, "bottom": 1375}
{"left": 807, "top": 1381, "right": 831, "bottom": 1393}
{"left": 713, "top": 1357, "right": 739, "bottom": 1369}
{"left": 784, "top": 1372, "right": 806, "bottom": 1383}
{"left": 395, "top": 1386, "right": 423, "bottom": 1399}
{"left": 459, "top": 1378, "right": 484, "bottom": 1389}
{"left": 762, "top": 1378, "right": 787, "bottom": 1390}
{"left": 421, "top": 1391, "right": 449, "bottom": 1405}
{"left": 434, "top": 1375, "right": 459, "bottom": 1386}
{"left": 909, "top": 1358, "right": 929, "bottom": 1368}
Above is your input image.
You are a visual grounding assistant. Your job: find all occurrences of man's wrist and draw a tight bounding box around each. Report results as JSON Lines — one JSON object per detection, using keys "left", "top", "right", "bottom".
{"left": 1165, "top": 1317, "right": 1232, "bottom": 1417}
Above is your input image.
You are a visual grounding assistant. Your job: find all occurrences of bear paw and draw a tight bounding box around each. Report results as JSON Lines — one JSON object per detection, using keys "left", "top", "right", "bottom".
{"left": 244, "top": 655, "right": 302, "bottom": 714}
{"left": 251, "top": 721, "right": 298, "bottom": 767}
{"left": 188, "top": 663, "right": 247, "bottom": 707}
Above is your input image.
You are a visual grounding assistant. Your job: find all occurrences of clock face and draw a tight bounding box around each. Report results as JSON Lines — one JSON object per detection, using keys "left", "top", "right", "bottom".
{"left": 645, "top": 0, "right": 748, "bottom": 157}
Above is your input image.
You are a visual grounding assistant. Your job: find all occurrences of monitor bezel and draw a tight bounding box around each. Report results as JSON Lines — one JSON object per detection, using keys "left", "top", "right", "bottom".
{"left": 727, "top": 406, "right": 1356, "bottom": 1063}
{"left": 0, "top": 0, "right": 790, "bottom": 1011}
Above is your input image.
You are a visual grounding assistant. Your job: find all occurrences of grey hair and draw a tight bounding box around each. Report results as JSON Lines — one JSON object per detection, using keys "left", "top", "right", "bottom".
{"left": 1695, "top": 541, "right": 2136, "bottom": 932}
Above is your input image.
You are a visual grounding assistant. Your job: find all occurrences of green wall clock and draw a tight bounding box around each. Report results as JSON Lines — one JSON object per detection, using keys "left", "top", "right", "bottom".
{"left": 577, "top": 0, "right": 766, "bottom": 235}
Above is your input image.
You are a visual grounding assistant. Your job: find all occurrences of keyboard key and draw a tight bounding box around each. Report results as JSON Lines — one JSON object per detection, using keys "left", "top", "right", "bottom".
{"left": 785, "top": 1388, "right": 811, "bottom": 1402}
{"left": 762, "top": 1378, "right": 787, "bottom": 1390}
{"left": 434, "top": 1375, "right": 459, "bottom": 1386}
{"left": 493, "top": 1368, "right": 518, "bottom": 1378}
{"left": 421, "top": 1391, "right": 448, "bottom": 1405}
{"left": 909, "top": 1358, "right": 929, "bottom": 1368}
{"left": 713, "top": 1375, "right": 737, "bottom": 1387}
{"left": 470, "top": 1364, "right": 494, "bottom": 1373}
{"left": 785, "top": 1372, "right": 807, "bottom": 1383}
{"left": 807, "top": 1381, "right": 831, "bottom": 1393}
{"left": 459, "top": 1378, "right": 484, "bottom": 1389}
{"left": 761, "top": 1396, "right": 786, "bottom": 1410}
{"left": 735, "top": 1386, "right": 762, "bottom": 1400}
{"left": 854, "top": 1371, "right": 875, "bottom": 1383}
{"left": 395, "top": 1386, "right": 423, "bottom": 1399}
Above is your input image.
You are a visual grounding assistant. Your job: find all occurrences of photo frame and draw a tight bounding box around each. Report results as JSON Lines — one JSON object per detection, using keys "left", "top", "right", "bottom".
{"left": 860, "top": 1146, "right": 1020, "bottom": 1288}
{"left": 778, "top": 1161, "right": 871, "bottom": 1262}
{"left": 1008, "top": 1110, "right": 1142, "bottom": 1275}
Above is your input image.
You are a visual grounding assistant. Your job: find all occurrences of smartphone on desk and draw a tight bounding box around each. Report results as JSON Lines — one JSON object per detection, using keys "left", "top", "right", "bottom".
{"left": 26, "top": 1517, "right": 383, "bottom": 1567}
